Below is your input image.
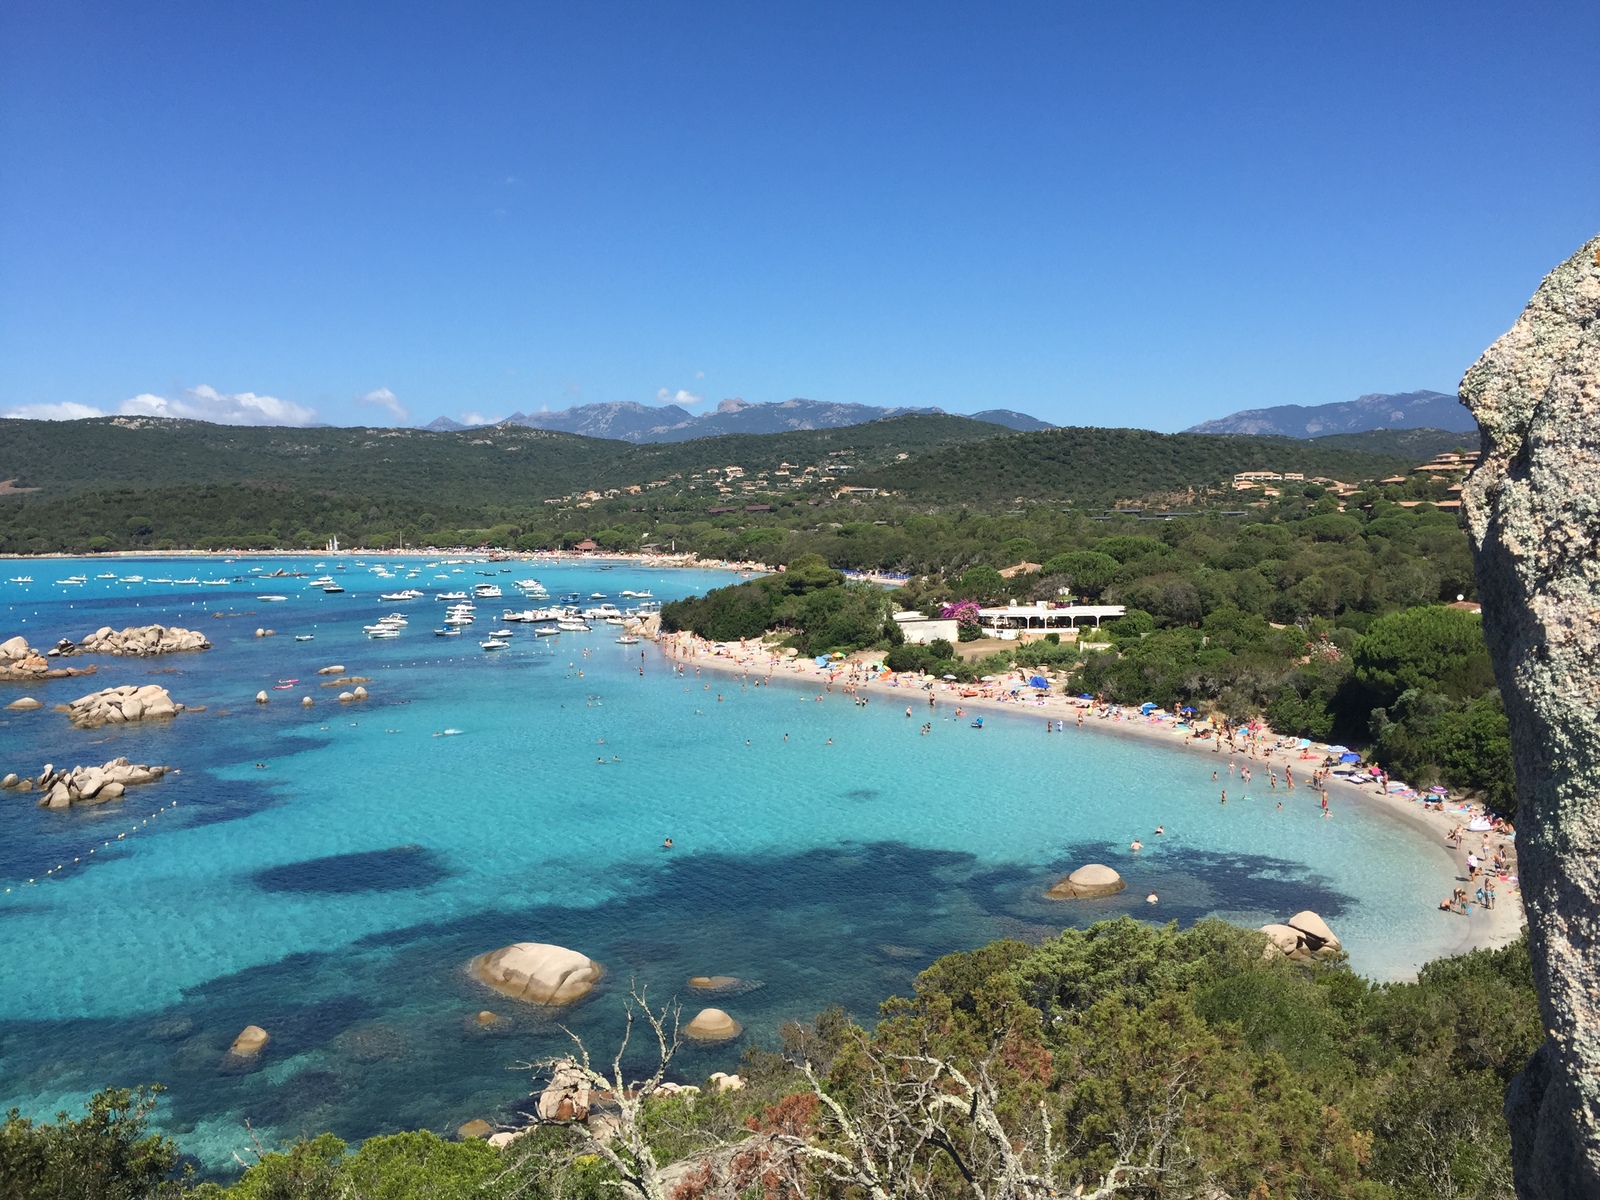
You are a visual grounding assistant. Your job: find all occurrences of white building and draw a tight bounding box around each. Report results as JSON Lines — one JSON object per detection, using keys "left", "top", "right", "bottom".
{"left": 892, "top": 611, "right": 960, "bottom": 645}
{"left": 976, "top": 601, "right": 1126, "bottom": 640}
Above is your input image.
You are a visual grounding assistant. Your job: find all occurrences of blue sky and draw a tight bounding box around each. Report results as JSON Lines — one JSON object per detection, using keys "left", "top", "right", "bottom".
{"left": 1, "top": 3, "right": 1596, "bottom": 431}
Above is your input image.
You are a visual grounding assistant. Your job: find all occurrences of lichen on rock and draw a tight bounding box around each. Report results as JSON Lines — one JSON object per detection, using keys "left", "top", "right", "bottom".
{"left": 1460, "top": 231, "right": 1600, "bottom": 1198}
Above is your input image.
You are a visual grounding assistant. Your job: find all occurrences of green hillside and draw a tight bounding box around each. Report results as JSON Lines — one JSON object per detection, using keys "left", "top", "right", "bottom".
{"left": 0, "top": 413, "right": 1009, "bottom": 504}
{"left": 1307, "top": 426, "right": 1479, "bottom": 459}
{"left": 857, "top": 426, "right": 1417, "bottom": 504}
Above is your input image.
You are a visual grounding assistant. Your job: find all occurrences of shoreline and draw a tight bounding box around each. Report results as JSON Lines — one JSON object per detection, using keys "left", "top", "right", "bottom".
{"left": 656, "top": 632, "right": 1524, "bottom": 975}
{"left": 0, "top": 549, "right": 768, "bottom": 574}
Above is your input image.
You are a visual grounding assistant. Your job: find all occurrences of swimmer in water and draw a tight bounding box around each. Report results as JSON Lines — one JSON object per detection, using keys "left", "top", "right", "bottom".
{"left": 1154, "top": 825, "right": 1165, "bottom": 835}
{"left": 663, "top": 838, "right": 673, "bottom": 849}
{"left": 1220, "top": 790, "right": 1227, "bottom": 805}
{"left": 1130, "top": 839, "right": 1143, "bottom": 852}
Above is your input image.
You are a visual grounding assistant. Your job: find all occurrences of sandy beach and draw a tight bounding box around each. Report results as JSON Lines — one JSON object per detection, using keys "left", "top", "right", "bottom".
{"left": 656, "top": 630, "right": 1525, "bottom": 969}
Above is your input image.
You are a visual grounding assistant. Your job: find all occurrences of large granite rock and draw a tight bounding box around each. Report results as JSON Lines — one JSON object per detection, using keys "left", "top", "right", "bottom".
{"left": 467, "top": 943, "right": 602, "bottom": 1005}
{"left": 1460, "top": 231, "right": 1600, "bottom": 1198}
{"left": 683, "top": 1008, "right": 742, "bottom": 1043}
{"left": 1045, "top": 863, "right": 1125, "bottom": 899}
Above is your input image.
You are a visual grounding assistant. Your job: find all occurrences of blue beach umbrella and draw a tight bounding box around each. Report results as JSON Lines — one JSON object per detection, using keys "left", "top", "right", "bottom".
{"left": 1339, "top": 752, "right": 1361, "bottom": 763}
{"left": 1029, "top": 675, "right": 1049, "bottom": 689}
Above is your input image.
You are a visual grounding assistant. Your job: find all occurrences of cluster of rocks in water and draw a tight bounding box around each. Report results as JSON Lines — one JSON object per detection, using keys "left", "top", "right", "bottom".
{"left": 2, "top": 756, "right": 170, "bottom": 807}
{"left": 0, "top": 636, "right": 95, "bottom": 683}
{"left": 59, "top": 624, "right": 210, "bottom": 657}
{"left": 453, "top": 941, "right": 755, "bottom": 1142}
{"left": 63, "top": 684, "right": 183, "bottom": 729}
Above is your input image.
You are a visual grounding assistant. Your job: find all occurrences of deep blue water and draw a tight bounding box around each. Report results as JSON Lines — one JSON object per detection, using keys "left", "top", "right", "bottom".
{"left": 0, "top": 555, "right": 1459, "bottom": 1169}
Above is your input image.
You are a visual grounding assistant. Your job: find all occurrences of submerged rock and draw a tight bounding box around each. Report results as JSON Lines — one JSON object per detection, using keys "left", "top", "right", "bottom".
{"left": 686, "top": 975, "right": 764, "bottom": 996}
{"left": 468, "top": 943, "right": 603, "bottom": 1005}
{"left": 227, "top": 1026, "right": 270, "bottom": 1061}
{"left": 1045, "top": 864, "right": 1125, "bottom": 899}
{"left": 1461, "top": 230, "right": 1600, "bottom": 1196}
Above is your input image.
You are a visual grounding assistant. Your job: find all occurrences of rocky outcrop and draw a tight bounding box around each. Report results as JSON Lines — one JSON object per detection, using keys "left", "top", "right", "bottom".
{"left": 1259, "top": 912, "right": 1341, "bottom": 962}
{"left": 1045, "top": 864, "right": 1125, "bottom": 899}
{"left": 683, "top": 1008, "right": 742, "bottom": 1043}
{"left": 221, "top": 1025, "right": 270, "bottom": 1070}
{"left": 3, "top": 757, "right": 169, "bottom": 808}
{"left": 6, "top": 697, "right": 42, "bottom": 711}
{"left": 1461, "top": 232, "right": 1600, "bottom": 1198}
{"left": 468, "top": 943, "right": 603, "bottom": 1005}
{"left": 537, "top": 1059, "right": 593, "bottom": 1122}
{"left": 687, "top": 975, "right": 764, "bottom": 996}
{"left": 67, "top": 625, "right": 209, "bottom": 657}
{"left": 65, "top": 685, "right": 182, "bottom": 729}
{"left": 0, "top": 637, "right": 95, "bottom": 683}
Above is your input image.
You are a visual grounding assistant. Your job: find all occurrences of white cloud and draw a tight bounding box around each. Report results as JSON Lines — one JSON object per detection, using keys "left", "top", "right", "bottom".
{"left": 358, "top": 387, "right": 409, "bottom": 423}
{"left": 2, "top": 401, "right": 107, "bottom": 420}
{"left": 459, "top": 411, "right": 502, "bottom": 426}
{"left": 118, "top": 385, "right": 319, "bottom": 426}
{"left": 656, "top": 387, "right": 704, "bottom": 407}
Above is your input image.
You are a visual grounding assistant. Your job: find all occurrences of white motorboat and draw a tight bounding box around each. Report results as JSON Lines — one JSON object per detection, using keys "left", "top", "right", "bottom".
{"left": 443, "top": 615, "right": 474, "bottom": 626}
{"left": 97, "top": 572, "right": 117, "bottom": 579}
{"left": 616, "top": 635, "right": 641, "bottom": 644}
{"left": 473, "top": 583, "right": 503, "bottom": 598}
{"left": 259, "top": 594, "right": 288, "bottom": 602}
{"left": 556, "top": 619, "right": 592, "bottom": 632}
{"left": 434, "top": 627, "right": 460, "bottom": 636}
{"left": 535, "top": 627, "right": 561, "bottom": 636}
{"left": 480, "top": 638, "right": 510, "bottom": 650}
{"left": 294, "top": 634, "right": 315, "bottom": 641}
{"left": 589, "top": 592, "right": 607, "bottom": 599}
{"left": 380, "top": 590, "right": 423, "bottom": 601}
{"left": 366, "top": 627, "right": 399, "bottom": 638}
{"left": 174, "top": 577, "right": 199, "bottom": 585}
{"left": 7, "top": 576, "right": 32, "bottom": 583}
{"left": 57, "top": 575, "right": 87, "bottom": 585}
{"left": 118, "top": 575, "right": 144, "bottom": 583}
{"left": 323, "top": 584, "right": 345, "bottom": 593}
{"left": 582, "top": 604, "right": 622, "bottom": 620}
{"left": 437, "top": 591, "right": 467, "bottom": 600}
{"left": 620, "top": 589, "right": 652, "bottom": 598}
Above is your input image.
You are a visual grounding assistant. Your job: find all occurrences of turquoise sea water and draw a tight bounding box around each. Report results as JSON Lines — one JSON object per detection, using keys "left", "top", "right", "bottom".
{"left": 0, "top": 555, "right": 1458, "bottom": 1169}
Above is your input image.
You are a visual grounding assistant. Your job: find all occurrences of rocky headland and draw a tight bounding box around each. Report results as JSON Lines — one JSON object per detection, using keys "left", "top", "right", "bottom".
{"left": 66, "top": 624, "right": 210, "bottom": 656}
{"left": 0, "top": 636, "right": 96, "bottom": 683}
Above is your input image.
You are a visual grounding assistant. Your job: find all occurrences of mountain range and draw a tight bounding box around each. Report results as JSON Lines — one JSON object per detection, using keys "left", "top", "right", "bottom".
{"left": 423, "top": 397, "right": 1053, "bottom": 441}
{"left": 1185, "top": 390, "right": 1473, "bottom": 437}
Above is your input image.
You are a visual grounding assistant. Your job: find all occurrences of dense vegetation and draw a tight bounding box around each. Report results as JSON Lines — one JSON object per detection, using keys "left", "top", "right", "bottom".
{"left": 3, "top": 922, "right": 1537, "bottom": 1199}
{"left": 0, "top": 416, "right": 1437, "bottom": 555}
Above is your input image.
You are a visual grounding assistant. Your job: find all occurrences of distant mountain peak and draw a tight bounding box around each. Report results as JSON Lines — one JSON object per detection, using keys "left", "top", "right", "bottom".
{"left": 1186, "top": 390, "right": 1472, "bottom": 437}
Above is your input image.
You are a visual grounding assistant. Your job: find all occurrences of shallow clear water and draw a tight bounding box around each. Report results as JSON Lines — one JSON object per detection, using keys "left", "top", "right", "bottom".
{"left": 0, "top": 555, "right": 1458, "bottom": 1169}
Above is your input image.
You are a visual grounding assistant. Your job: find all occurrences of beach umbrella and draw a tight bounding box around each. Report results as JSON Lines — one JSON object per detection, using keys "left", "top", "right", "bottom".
{"left": 1339, "top": 752, "right": 1361, "bottom": 763}
{"left": 942, "top": 674, "right": 957, "bottom": 680}
{"left": 1029, "top": 675, "right": 1049, "bottom": 689}
{"left": 1429, "top": 786, "right": 1449, "bottom": 795}
{"left": 980, "top": 675, "right": 996, "bottom": 682}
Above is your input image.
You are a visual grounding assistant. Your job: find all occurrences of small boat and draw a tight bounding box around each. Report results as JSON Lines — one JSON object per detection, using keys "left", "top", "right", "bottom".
{"left": 259, "top": 594, "right": 288, "bottom": 602}
{"left": 97, "top": 572, "right": 117, "bottom": 579}
{"left": 616, "top": 635, "right": 640, "bottom": 644}
{"left": 294, "top": 634, "right": 315, "bottom": 642}
{"left": 173, "top": 577, "right": 199, "bottom": 585}
{"left": 272, "top": 683, "right": 295, "bottom": 690}
{"left": 278, "top": 678, "right": 299, "bottom": 684}
{"left": 57, "top": 575, "right": 86, "bottom": 585}
{"left": 590, "top": 592, "right": 607, "bottom": 599}
{"left": 473, "top": 584, "right": 503, "bottom": 598}
{"left": 434, "top": 627, "right": 461, "bottom": 636}
{"left": 151, "top": 577, "right": 172, "bottom": 583}
{"left": 323, "top": 585, "right": 345, "bottom": 593}
{"left": 7, "top": 576, "right": 33, "bottom": 583}
{"left": 488, "top": 628, "right": 513, "bottom": 637}
{"left": 366, "top": 627, "right": 399, "bottom": 638}
{"left": 557, "top": 619, "right": 592, "bottom": 632}
{"left": 437, "top": 591, "right": 468, "bottom": 601}
{"left": 535, "top": 627, "right": 561, "bottom": 636}
{"left": 480, "top": 638, "right": 510, "bottom": 650}
{"left": 203, "top": 579, "right": 230, "bottom": 586}
{"left": 970, "top": 717, "right": 984, "bottom": 728}
{"left": 443, "top": 615, "right": 473, "bottom": 626}
{"left": 620, "top": 590, "right": 652, "bottom": 598}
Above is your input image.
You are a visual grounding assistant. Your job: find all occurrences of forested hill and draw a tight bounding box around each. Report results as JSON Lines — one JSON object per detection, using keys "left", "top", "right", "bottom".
{"left": 0, "top": 413, "right": 1011, "bottom": 504}
{"left": 857, "top": 426, "right": 1417, "bottom": 505}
